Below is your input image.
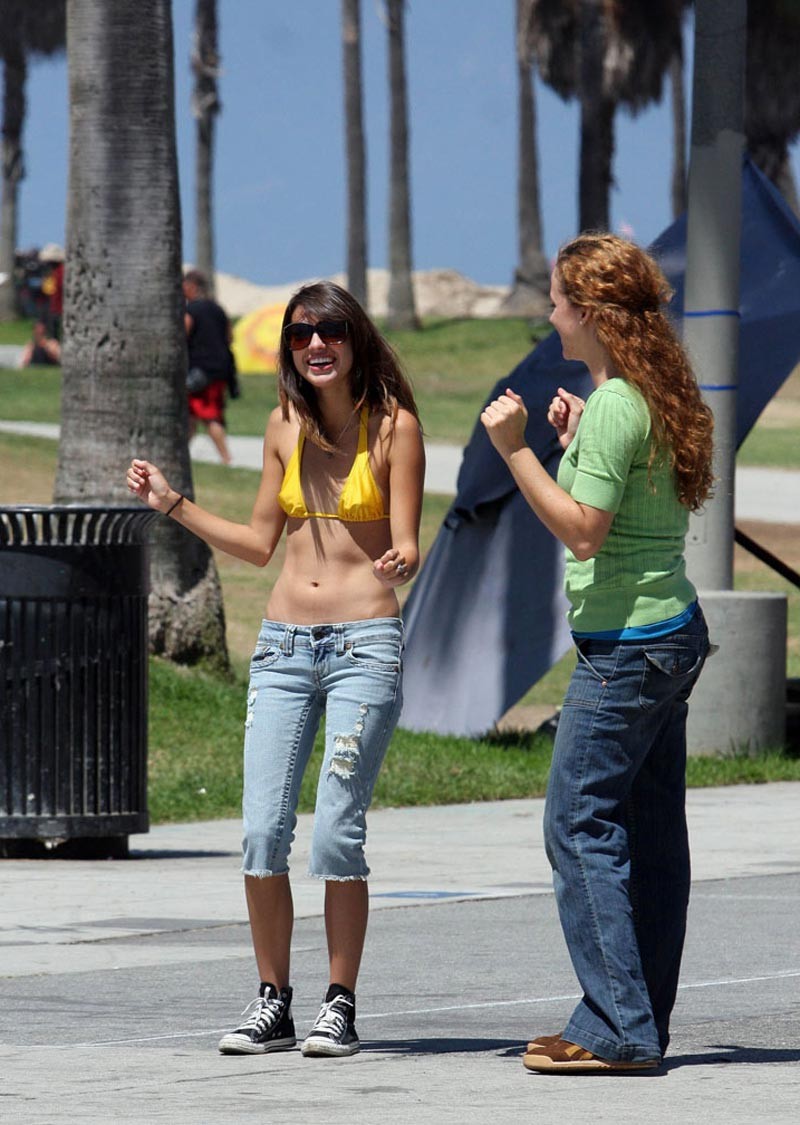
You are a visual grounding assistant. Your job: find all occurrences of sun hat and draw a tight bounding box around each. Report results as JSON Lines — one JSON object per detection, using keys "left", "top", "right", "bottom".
{"left": 39, "top": 243, "right": 65, "bottom": 263}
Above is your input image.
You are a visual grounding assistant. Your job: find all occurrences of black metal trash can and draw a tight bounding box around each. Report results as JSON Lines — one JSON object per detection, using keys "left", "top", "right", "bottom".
{"left": 0, "top": 506, "right": 157, "bottom": 857}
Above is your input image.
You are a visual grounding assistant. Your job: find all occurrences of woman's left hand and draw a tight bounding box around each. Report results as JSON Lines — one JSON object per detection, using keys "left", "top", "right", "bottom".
{"left": 481, "top": 388, "right": 528, "bottom": 459}
{"left": 373, "top": 548, "right": 410, "bottom": 586}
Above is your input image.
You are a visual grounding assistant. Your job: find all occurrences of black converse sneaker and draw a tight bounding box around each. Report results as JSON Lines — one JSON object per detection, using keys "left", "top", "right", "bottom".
{"left": 301, "top": 985, "right": 360, "bottom": 1057}
{"left": 218, "top": 983, "right": 296, "bottom": 1054}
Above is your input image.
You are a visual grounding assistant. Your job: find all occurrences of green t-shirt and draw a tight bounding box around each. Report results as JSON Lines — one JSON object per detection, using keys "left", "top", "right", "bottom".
{"left": 556, "top": 378, "right": 697, "bottom": 633}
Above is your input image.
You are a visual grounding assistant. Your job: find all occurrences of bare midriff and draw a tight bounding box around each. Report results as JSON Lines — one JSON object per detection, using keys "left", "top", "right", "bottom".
{"left": 265, "top": 517, "right": 399, "bottom": 624}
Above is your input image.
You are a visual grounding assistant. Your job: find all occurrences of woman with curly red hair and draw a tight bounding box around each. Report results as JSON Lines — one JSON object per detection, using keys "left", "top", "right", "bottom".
{"left": 482, "top": 233, "right": 714, "bottom": 1074}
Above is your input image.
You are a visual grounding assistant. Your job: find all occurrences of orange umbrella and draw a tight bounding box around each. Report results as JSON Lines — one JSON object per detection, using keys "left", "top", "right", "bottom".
{"left": 231, "top": 302, "right": 285, "bottom": 374}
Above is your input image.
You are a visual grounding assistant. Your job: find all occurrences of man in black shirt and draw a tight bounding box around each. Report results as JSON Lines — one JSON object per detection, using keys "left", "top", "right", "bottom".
{"left": 183, "top": 269, "right": 236, "bottom": 464}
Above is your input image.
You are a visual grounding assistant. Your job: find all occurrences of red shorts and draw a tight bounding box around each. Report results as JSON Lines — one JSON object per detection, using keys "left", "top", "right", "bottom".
{"left": 188, "top": 379, "right": 226, "bottom": 423}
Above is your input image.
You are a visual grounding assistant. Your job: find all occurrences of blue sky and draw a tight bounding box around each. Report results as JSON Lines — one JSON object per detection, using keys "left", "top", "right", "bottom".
{"left": 16, "top": 1, "right": 798, "bottom": 288}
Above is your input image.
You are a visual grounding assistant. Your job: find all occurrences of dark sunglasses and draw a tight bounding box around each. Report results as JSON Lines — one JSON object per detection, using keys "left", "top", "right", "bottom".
{"left": 283, "top": 319, "right": 349, "bottom": 351}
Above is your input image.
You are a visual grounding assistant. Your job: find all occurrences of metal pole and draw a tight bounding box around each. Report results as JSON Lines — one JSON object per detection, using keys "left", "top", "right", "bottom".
{"left": 683, "top": 0, "right": 746, "bottom": 589}
{"left": 683, "top": 0, "right": 788, "bottom": 755}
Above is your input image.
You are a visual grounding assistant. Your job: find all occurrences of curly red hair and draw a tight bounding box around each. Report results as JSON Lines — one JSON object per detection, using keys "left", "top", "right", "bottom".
{"left": 556, "top": 233, "right": 714, "bottom": 511}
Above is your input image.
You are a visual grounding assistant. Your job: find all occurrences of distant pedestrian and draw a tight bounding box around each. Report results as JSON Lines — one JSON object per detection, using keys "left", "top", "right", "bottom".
{"left": 482, "top": 233, "right": 714, "bottom": 1073}
{"left": 183, "top": 268, "right": 237, "bottom": 465}
{"left": 39, "top": 243, "right": 65, "bottom": 340}
{"left": 128, "top": 280, "right": 424, "bottom": 1059}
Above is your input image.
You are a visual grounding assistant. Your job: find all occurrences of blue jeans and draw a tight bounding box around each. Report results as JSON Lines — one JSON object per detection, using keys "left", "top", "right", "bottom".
{"left": 241, "top": 618, "right": 403, "bottom": 880}
{"left": 543, "top": 606, "right": 710, "bottom": 1062}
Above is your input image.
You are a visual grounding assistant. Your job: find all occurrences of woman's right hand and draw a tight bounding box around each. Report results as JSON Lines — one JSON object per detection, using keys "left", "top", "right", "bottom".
{"left": 127, "top": 458, "right": 176, "bottom": 513}
{"left": 547, "top": 387, "right": 585, "bottom": 450}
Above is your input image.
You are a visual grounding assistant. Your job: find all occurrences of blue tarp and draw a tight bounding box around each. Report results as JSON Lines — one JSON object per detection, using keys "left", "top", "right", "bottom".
{"left": 400, "top": 158, "right": 800, "bottom": 736}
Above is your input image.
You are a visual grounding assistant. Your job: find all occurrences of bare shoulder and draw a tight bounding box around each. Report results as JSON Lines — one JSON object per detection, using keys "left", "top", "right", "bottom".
{"left": 394, "top": 407, "right": 423, "bottom": 436}
{"left": 378, "top": 409, "right": 424, "bottom": 478}
{"left": 375, "top": 406, "right": 422, "bottom": 441}
{"left": 264, "top": 405, "right": 296, "bottom": 458}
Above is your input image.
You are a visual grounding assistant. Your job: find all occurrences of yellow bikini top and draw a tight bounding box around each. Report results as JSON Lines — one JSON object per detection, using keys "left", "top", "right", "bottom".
{"left": 278, "top": 406, "right": 389, "bottom": 522}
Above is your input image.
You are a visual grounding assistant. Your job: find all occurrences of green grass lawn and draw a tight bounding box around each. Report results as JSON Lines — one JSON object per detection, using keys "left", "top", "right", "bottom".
{"left": 2, "top": 315, "right": 798, "bottom": 461}
{"left": 147, "top": 657, "right": 800, "bottom": 824}
{"left": 383, "top": 316, "right": 549, "bottom": 442}
{"left": 0, "top": 317, "right": 34, "bottom": 345}
{"left": 0, "top": 366, "right": 62, "bottom": 422}
{"left": 737, "top": 426, "right": 800, "bottom": 468}
{"left": 0, "top": 316, "right": 548, "bottom": 444}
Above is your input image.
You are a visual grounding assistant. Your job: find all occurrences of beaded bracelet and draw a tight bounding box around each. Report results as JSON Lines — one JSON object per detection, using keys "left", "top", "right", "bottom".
{"left": 164, "top": 493, "right": 185, "bottom": 517}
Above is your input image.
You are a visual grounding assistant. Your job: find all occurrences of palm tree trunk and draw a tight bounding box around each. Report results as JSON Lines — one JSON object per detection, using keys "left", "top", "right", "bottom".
{"left": 0, "top": 48, "right": 26, "bottom": 321}
{"left": 503, "top": 0, "right": 550, "bottom": 316}
{"left": 669, "top": 50, "right": 687, "bottom": 218}
{"left": 56, "top": 0, "right": 229, "bottom": 672}
{"left": 192, "top": 0, "right": 219, "bottom": 290}
{"left": 386, "top": 0, "right": 418, "bottom": 330}
{"left": 342, "top": 0, "right": 368, "bottom": 308}
{"left": 578, "top": 0, "right": 614, "bottom": 232}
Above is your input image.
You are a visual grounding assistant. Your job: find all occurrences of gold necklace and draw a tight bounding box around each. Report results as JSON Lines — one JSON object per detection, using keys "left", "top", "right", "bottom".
{"left": 324, "top": 410, "right": 356, "bottom": 458}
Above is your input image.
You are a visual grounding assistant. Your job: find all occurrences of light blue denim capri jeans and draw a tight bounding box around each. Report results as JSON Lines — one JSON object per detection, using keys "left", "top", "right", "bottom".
{"left": 241, "top": 617, "right": 403, "bottom": 880}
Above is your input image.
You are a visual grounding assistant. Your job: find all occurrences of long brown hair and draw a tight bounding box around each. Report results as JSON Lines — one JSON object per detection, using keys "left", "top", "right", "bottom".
{"left": 277, "top": 280, "right": 419, "bottom": 451}
{"left": 556, "top": 233, "right": 714, "bottom": 510}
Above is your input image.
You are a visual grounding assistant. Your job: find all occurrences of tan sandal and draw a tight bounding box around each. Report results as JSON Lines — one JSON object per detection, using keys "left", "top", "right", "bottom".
{"left": 523, "top": 1037, "right": 660, "bottom": 1074}
{"left": 525, "top": 1032, "right": 563, "bottom": 1052}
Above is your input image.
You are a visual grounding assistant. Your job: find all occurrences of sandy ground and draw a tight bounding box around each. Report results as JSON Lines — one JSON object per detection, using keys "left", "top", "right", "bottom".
{"left": 213, "top": 266, "right": 510, "bottom": 320}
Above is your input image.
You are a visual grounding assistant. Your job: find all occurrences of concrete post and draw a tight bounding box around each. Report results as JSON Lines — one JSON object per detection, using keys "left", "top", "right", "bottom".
{"left": 688, "top": 591, "right": 787, "bottom": 753}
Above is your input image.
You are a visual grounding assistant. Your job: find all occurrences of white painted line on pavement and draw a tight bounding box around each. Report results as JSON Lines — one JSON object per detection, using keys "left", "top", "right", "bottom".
{"left": 26, "top": 967, "right": 800, "bottom": 1049}
{"left": 692, "top": 892, "right": 800, "bottom": 901}
{"left": 678, "top": 968, "right": 800, "bottom": 991}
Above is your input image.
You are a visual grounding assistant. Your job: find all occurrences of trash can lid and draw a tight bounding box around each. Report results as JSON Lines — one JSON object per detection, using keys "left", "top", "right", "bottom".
{"left": 0, "top": 505, "right": 159, "bottom": 547}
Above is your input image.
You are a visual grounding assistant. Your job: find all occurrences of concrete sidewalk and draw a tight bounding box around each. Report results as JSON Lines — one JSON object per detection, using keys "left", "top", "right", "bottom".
{"left": 1, "top": 784, "right": 799, "bottom": 1122}
{"left": 3, "top": 787, "right": 796, "bottom": 981}
{"left": 3, "top": 783, "right": 798, "bottom": 980}
{"left": 2, "top": 418, "right": 799, "bottom": 520}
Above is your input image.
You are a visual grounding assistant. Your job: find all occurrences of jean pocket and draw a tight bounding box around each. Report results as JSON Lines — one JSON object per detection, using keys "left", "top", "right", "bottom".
{"left": 639, "top": 645, "right": 706, "bottom": 711}
{"left": 345, "top": 634, "right": 402, "bottom": 674}
{"left": 575, "top": 641, "right": 619, "bottom": 684}
{"left": 250, "top": 643, "right": 281, "bottom": 671}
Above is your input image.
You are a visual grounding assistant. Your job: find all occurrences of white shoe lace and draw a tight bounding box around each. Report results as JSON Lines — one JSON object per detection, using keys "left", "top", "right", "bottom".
{"left": 310, "top": 996, "right": 353, "bottom": 1039}
{"left": 237, "top": 994, "right": 283, "bottom": 1035}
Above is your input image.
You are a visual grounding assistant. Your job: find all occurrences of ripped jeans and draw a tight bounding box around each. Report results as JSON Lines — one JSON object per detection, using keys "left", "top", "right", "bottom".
{"left": 241, "top": 618, "right": 403, "bottom": 880}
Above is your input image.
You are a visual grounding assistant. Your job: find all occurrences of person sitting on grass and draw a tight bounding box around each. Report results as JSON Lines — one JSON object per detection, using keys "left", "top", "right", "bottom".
{"left": 19, "top": 321, "right": 61, "bottom": 368}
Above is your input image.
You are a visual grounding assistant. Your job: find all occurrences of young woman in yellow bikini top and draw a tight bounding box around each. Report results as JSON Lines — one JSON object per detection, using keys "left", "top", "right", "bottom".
{"left": 127, "top": 280, "right": 424, "bottom": 1061}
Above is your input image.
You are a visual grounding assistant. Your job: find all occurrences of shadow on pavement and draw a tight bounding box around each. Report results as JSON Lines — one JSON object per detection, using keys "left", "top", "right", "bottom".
{"left": 364, "top": 1037, "right": 523, "bottom": 1056}
{"left": 664, "top": 1045, "right": 800, "bottom": 1070}
{"left": 127, "top": 849, "right": 238, "bottom": 860}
